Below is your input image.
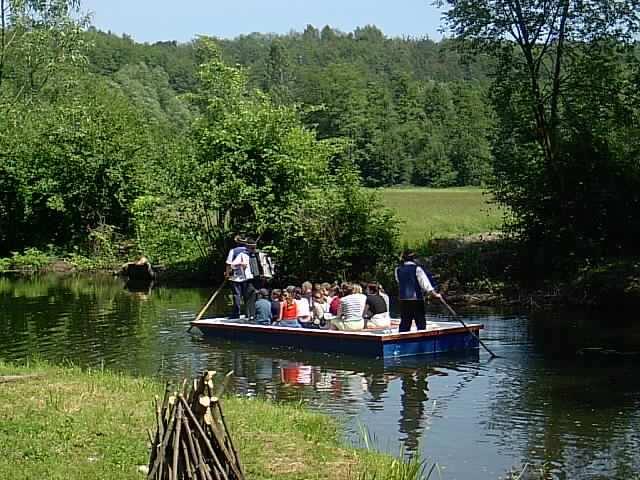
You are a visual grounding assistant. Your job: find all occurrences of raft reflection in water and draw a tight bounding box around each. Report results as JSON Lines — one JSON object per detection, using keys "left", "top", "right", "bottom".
{"left": 190, "top": 336, "right": 479, "bottom": 454}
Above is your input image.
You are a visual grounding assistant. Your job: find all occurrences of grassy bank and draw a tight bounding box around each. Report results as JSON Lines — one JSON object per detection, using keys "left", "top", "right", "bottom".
{"left": 0, "top": 361, "right": 432, "bottom": 480}
{"left": 379, "top": 187, "right": 504, "bottom": 245}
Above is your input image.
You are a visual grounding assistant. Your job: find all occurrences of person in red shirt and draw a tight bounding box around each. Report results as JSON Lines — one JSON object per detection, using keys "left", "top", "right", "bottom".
{"left": 277, "top": 290, "right": 300, "bottom": 328}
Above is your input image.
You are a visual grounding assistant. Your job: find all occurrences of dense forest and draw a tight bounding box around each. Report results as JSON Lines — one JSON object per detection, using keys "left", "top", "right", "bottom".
{"left": 1, "top": 0, "right": 640, "bottom": 287}
{"left": 85, "top": 25, "right": 495, "bottom": 187}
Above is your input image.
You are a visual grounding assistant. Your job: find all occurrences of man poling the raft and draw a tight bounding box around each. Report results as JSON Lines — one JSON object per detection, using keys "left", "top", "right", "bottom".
{"left": 395, "top": 250, "right": 442, "bottom": 332}
{"left": 395, "top": 249, "right": 498, "bottom": 358}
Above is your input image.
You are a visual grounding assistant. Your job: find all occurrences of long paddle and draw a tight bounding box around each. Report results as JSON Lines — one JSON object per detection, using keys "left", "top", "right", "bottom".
{"left": 438, "top": 296, "right": 499, "bottom": 359}
{"left": 187, "top": 279, "right": 227, "bottom": 332}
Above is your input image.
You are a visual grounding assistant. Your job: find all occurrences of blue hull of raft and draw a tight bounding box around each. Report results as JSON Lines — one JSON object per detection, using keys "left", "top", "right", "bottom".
{"left": 191, "top": 319, "right": 482, "bottom": 359}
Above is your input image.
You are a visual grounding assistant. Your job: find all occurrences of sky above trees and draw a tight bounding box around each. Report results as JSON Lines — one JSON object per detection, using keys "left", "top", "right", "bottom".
{"left": 82, "top": 0, "right": 443, "bottom": 42}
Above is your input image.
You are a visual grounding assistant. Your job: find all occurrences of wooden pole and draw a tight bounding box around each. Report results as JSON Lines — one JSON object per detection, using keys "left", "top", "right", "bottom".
{"left": 438, "top": 296, "right": 499, "bottom": 359}
{"left": 188, "top": 280, "right": 228, "bottom": 332}
{"left": 171, "top": 404, "right": 183, "bottom": 480}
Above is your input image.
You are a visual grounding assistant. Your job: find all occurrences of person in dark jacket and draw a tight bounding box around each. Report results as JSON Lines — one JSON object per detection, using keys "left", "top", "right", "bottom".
{"left": 254, "top": 289, "right": 273, "bottom": 325}
{"left": 395, "top": 251, "right": 441, "bottom": 332}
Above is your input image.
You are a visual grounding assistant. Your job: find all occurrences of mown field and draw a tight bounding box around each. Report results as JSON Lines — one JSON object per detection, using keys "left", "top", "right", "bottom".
{"left": 379, "top": 187, "right": 504, "bottom": 245}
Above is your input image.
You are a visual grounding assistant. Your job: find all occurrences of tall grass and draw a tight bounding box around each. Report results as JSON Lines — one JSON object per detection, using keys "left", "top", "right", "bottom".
{"left": 355, "top": 424, "right": 441, "bottom": 480}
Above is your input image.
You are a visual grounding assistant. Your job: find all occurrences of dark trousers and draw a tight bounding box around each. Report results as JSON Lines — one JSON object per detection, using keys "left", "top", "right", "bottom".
{"left": 399, "top": 300, "right": 426, "bottom": 332}
{"left": 230, "top": 281, "right": 248, "bottom": 318}
{"left": 231, "top": 279, "right": 259, "bottom": 319}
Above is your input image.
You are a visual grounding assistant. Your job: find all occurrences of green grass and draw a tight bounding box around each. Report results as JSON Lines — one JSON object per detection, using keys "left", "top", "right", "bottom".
{"left": 0, "top": 361, "right": 432, "bottom": 480}
{"left": 379, "top": 187, "right": 504, "bottom": 245}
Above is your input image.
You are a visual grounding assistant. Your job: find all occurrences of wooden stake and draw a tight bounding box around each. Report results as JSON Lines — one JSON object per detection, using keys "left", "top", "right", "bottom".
{"left": 172, "top": 404, "right": 183, "bottom": 480}
{"left": 178, "top": 395, "right": 231, "bottom": 480}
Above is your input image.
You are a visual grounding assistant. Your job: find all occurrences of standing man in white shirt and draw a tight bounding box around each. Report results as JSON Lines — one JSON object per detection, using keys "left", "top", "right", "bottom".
{"left": 226, "top": 235, "right": 253, "bottom": 319}
{"left": 395, "top": 251, "right": 442, "bottom": 332}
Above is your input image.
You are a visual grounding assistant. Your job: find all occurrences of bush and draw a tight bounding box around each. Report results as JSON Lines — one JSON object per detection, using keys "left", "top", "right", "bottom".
{"left": 135, "top": 39, "right": 399, "bottom": 280}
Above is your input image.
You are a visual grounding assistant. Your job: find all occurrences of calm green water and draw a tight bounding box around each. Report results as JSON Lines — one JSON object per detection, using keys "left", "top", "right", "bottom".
{"left": 1, "top": 274, "right": 639, "bottom": 479}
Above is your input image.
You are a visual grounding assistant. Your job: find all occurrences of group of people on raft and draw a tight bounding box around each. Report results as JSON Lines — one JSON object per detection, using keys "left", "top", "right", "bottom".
{"left": 226, "top": 236, "right": 442, "bottom": 333}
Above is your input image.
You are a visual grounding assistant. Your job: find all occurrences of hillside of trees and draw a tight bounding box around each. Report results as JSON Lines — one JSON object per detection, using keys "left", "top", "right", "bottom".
{"left": 85, "top": 25, "right": 496, "bottom": 187}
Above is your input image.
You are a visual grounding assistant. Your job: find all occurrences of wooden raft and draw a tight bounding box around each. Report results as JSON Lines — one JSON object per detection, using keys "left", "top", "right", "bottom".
{"left": 147, "top": 371, "right": 245, "bottom": 480}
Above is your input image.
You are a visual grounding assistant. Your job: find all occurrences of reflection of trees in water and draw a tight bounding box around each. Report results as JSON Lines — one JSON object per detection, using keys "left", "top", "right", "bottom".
{"left": 485, "top": 313, "right": 640, "bottom": 478}
{"left": 0, "top": 274, "right": 210, "bottom": 374}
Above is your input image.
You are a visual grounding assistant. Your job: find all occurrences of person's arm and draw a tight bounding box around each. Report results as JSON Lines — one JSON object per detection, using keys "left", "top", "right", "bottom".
{"left": 416, "top": 267, "right": 441, "bottom": 298}
{"left": 363, "top": 297, "right": 372, "bottom": 319}
{"left": 225, "top": 249, "right": 234, "bottom": 277}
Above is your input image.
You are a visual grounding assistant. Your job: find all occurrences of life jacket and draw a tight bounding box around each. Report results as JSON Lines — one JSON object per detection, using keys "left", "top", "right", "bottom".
{"left": 396, "top": 263, "right": 423, "bottom": 301}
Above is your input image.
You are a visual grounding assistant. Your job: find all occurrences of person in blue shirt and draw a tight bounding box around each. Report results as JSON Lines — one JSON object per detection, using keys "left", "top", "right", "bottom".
{"left": 254, "top": 288, "right": 273, "bottom": 325}
{"left": 395, "top": 251, "right": 442, "bottom": 332}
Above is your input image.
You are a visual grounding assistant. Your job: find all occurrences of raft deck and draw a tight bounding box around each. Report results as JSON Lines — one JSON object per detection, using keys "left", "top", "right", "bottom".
{"left": 190, "top": 318, "right": 483, "bottom": 358}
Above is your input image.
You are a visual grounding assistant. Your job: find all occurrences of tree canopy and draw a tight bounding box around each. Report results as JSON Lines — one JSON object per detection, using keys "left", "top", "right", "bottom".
{"left": 440, "top": 0, "right": 640, "bottom": 265}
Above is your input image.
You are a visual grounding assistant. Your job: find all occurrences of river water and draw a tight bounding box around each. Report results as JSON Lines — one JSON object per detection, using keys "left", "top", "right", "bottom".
{"left": 1, "top": 274, "right": 639, "bottom": 479}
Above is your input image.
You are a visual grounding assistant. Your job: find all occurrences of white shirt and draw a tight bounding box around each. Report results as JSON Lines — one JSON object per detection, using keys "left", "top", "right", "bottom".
{"left": 226, "top": 249, "right": 253, "bottom": 283}
{"left": 338, "top": 293, "right": 367, "bottom": 322}
{"left": 295, "top": 298, "right": 311, "bottom": 320}
{"left": 394, "top": 261, "right": 435, "bottom": 294}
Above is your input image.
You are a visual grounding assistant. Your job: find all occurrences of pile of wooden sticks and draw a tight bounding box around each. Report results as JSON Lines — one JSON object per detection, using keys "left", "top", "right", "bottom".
{"left": 147, "top": 371, "right": 245, "bottom": 480}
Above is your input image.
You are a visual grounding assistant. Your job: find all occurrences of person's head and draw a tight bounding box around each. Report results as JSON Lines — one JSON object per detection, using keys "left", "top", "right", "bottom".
{"left": 245, "top": 237, "right": 257, "bottom": 252}
{"left": 401, "top": 250, "right": 417, "bottom": 263}
{"left": 302, "top": 281, "right": 312, "bottom": 294}
{"left": 286, "top": 285, "right": 295, "bottom": 295}
{"left": 234, "top": 234, "right": 247, "bottom": 246}
{"left": 258, "top": 288, "right": 269, "bottom": 299}
{"left": 367, "top": 283, "right": 379, "bottom": 295}
{"left": 378, "top": 283, "right": 386, "bottom": 294}
{"left": 341, "top": 282, "right": 353, "bottom": 296}
{"left": 293, "top": 287, "right": 302, "bottom": 299}
{"left": 313, "top": 291, "right": 324, "bottom": 303}
{"left": 352, "top": 284, "right": 363, "bottom": 295}
{"left": 321, "top": 282, "right": 331, "bottom": 295}
{"left": 282, "top": 290, "right": 292, "bottom": 302}
{"left": 271, "top": 289, "right": 282, "bottom": 301}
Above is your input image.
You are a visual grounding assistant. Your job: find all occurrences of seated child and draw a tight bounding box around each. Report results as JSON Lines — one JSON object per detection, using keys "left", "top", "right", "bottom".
{"left": 255, "top": 288, "right": 273, "bottom": 325}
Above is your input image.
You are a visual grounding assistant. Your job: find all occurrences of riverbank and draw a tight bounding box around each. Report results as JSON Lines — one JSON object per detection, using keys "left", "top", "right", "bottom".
{"left": 423, "top": 235, "right": 640, "bottom": 310}
{"left": 0, "top": 361, "right": 431, "bottom": 480}
{"left": 3, "top": 243, "right": 640, "bottom": 310}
